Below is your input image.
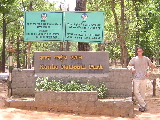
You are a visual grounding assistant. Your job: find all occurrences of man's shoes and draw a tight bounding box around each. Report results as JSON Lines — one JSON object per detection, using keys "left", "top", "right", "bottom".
{"left": 139, "top": 106, "right": 146, "bottom": 112}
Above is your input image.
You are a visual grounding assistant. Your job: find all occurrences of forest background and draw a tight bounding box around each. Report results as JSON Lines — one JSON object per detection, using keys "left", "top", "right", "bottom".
{"left": 0, "top": 0, "right": 160, "bottom": 72}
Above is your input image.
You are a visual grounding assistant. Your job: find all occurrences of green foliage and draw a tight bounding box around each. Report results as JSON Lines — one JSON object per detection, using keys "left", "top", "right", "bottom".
{"left": 1, "top": 0, "right": 160, "bottom": 68}
{"left": 35, "top": 77, "right": 108, "bottom": 99}
{"left": 97, "top": 82, "right": 108, "bottom": 99}
{"left": 0, "top": 0, "right": 15, "bottom": 13}
{"left": 64, "top": 80, "right": 82, "bottom": 91}
{"left": 82, "top": 82, "right": 96, "bottom": 91}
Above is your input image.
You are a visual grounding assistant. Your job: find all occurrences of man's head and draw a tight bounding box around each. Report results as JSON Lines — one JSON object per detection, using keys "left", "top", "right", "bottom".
{"left": 136, "top": 46, "right": 144, "bottom": 56}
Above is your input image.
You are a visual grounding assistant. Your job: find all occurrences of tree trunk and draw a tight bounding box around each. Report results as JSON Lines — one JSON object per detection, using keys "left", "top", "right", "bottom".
{"left": 27, "top": 42, "right": 31, "bottom": 69}
{"left": 133, "top": 0, "right": 140, "bottom": 55}
{"left": 16, "top": 36, "right": 20, "bottom": 68}
{"left": 76, "top": 0, "right": 90, "bottom": 51}
{"left": 120, "top": 0, "right": 128, "bottom": 67}
{"left": 98, "top": 43, "right": 103, "bottom": 51}
{"left": 23, "top": 43, "right": 27, "bottom": 69}
{"left": 59, "top": 42, "right": 63, "bottom": 51}
{"left": 111, "top": 0, "right": 128, "bottom": 67}
{"left": 2, "top": 13, "right": 7, "bottom": 72}
{"left": 66, "top": 2, "right": 70, "bottom": 51}
{"left": 78, "top": 43, "right": 90, "bottom": 51}
{"left": 27, "top": 1, "right": 33, "bottom": 69}
{"left": 66, "top": 42, "right": 70, "bottom": 51}
{"left": 95, "top": 1, "right": 104, "bottom": 51}
{"left": 59, "top": 3, "right": 64, "bottom": 51}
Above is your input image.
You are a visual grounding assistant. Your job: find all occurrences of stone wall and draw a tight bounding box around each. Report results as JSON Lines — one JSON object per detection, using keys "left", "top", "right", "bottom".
{"left": 11, "top": 68, "right": 132, "bottom": 97}
{"left": 11, "top": 69, "right": 36, "bottom": 97}
{"left": 5, "top": 91, "right": 134, "bottom": 117}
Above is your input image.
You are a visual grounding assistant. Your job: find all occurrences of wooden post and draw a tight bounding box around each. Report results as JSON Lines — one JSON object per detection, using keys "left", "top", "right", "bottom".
{"left": 27, "top": 1, "right": 33, "bottom": 69}
{"left": 27, "top": 42, "right": 31, "bottom": 69}
{"left": 66, "top": 42, "right": 70, "bottom": 51}
{"left": 153, "top": 79, "right": 156, "bottom": 96}
{"left": 6, "top": 43, "right": 15, "bottom": 97}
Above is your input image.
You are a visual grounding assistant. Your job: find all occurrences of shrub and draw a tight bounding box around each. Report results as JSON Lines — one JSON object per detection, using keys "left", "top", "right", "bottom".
{"left": 35, "top": 77, "right": 108, "bottom": 99}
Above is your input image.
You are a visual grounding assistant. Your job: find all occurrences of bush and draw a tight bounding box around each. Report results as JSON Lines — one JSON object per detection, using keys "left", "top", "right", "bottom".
{"left": 35, "top": 77, "right": 108, "bottom": 99}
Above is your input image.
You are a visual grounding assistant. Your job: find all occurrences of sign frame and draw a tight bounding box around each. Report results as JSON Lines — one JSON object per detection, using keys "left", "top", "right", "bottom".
{"left": 24, "top": 11, "right": 105, "bottom": 43}
{"left": 24, "top": 11, "right": 64, "bottom": 42}
{"left": 64, "top": 11, "right": 105, "bottom": 43}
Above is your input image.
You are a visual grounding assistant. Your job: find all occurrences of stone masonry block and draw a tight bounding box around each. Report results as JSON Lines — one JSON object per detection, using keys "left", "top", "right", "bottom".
{"left": 74, "top": 106, "right": 86, "bottom": 114}
{"left": 95, "top": 105, "right": 114, "bottom": 116}
{"left": 78, "top": 101, "right": 95, "bottom": 108}
{"left": 113, "top": 105, "right": 133, "bottom": 117}
{"left": 48, "top": 101, "right": 60, "bottom": 107}
{"left": 115, "top": 82, "right": 130, "bottom": 89}
{"left": 12, "top": 88, "right": 35, "bottom": 96}
{"left": 88, "top": 92, "right": 98, "bottom": 102}
{"left": 26, "top": 80, "right": 36, "bottom": 88}
{"left": 67, "top": 92, "right": 76, "bottom": 101}
{"left": 11, "top": 68, "right": 133, "bottom": 98}
{"left": 35, "top": 99, "right": 50, "bottom": 108}
{"left": 70, "top": 91, "right": 97, "bottom": 102}
{"left": 35, "top": 91, "right": 42, "bottom": 100}
{"left": 105, "top": 82, "right": 114, "bottom": 89}
{"left": 5, "top": 93, "right": 134, "bottom": 117}
{"left": 36, "top": 106, "right": 50, "bottom": 111}
{"left": 22, "top": 88, "right": 35, "bottom": 96}
{"left": 60, "top": 92, "right": 68, "bottom": 101}
{"left": 85, "top": 107, "right": 96, "bottom": 115}
{"left": 56, "top": 100, "right": 68, "bottom": 107}
{"left": 74, "top": 92, "right": 89, "bottom": 101}
{"left": 67, "top": 100, "right": 79, "bottom": 108}
{"left": 56, "top": 106, "right": 70, "bottom": 112}
{"left": 11, "top": 81, "right": 27, "bottom": 89}
{"left": 78, "top": 101, "right": 87, "bottom": 107}
{"left": 95, "top": 100, "right": 115, "bottom": 115}
{"left": 95, "top": 99, "right": 114, "bottom": 108}
{"left": 114, "top": 89, "right": 132, "bottom": 97}
{"left": 112, "top": 98, "right": 133, "bottom": 117}
{"left": 46, "top": 91, "right": 57, "bottom": 101}
{"left": 8, "top": 101, "right": 26, "bottom": 108}
{"left": 35, "top": 91, "right": 51, "bottom": 101}
{"left": 11, "top": 89, "right": 18, "bottom": 96}
{"left": 25, "top": 101, "right": 35, "bottom": 107}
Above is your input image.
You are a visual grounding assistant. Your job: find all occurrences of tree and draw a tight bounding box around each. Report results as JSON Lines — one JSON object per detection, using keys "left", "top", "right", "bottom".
{"left": 0, "top": 0, "right": 159, "bottom": 69}
{"left": 0, "top": 0, "right": 16, "bottom": 72}
{"left": 110, "top": 0, "right": 128, "bottom": 67}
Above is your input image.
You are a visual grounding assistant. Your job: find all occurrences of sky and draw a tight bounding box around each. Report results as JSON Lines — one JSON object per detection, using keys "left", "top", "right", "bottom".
{"left": 48, "top": 0, "right": 76, "bottom": 11}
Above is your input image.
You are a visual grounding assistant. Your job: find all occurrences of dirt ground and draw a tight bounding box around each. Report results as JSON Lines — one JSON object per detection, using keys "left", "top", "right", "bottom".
{"left": 0, "top": 78, "right": 160, "bottom": 120}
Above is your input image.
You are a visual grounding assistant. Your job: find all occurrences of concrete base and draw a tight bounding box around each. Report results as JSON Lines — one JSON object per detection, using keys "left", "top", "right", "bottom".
{"left": 5, "top": 91, "right": 134, "bottom": 117}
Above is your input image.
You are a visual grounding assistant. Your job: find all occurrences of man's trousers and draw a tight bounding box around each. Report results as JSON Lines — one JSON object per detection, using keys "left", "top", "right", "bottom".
{"left": 133, "top": 79, "right": 147, "bottom": 107}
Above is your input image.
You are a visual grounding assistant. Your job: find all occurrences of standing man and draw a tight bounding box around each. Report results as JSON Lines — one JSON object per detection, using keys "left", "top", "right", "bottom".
{"left": 128, "top": 46, "right": 154, "bottom": 112}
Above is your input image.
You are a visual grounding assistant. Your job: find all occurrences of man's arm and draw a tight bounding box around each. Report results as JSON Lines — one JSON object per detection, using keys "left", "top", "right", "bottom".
{"left": 149, "top": 64, "right": 155, "bottom": 73}
{"left": 150, "top": 63, "right": 155, "bottom": 72}
{"left": 127, "top": 64, "right": 136, "bottom": 74}
{"left": 145, "top": 63, "right": 155, "bottom": 77}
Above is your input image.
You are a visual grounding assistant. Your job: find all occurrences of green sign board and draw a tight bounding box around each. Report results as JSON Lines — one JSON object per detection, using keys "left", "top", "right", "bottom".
{"left": 24, "top": 11, "right": 64, "bottom": 42}
{"left": 65, "top": 11, "right": 104, "bottom": 43}
{"left": 24, "top": 11, "right": 104, "bottom": 43}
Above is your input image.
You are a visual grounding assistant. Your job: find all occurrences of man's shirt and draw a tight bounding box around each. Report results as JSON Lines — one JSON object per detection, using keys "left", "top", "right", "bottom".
{"left": 129, "top": 56, "right": 153, "bottom": 80}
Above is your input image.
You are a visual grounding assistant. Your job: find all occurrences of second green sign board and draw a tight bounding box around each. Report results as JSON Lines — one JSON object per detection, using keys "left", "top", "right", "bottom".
{"left": 24, "top": 11, "right": 104, "bottom": 43}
